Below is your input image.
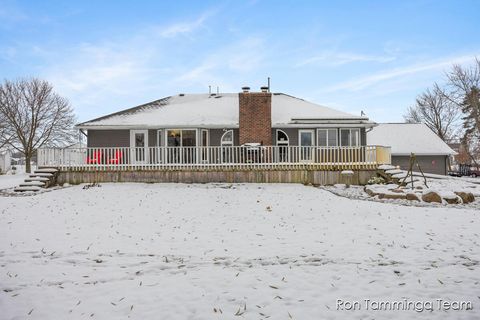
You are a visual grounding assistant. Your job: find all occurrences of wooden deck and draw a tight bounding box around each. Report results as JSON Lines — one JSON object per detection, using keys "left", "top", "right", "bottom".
{"left": 38, "top": 145, "right": 391, "bottom": 172}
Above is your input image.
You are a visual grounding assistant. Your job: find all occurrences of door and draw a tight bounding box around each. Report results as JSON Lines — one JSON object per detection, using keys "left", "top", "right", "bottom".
{"left": 130, "top": 130, "right": 149, "bottom": 163}
{"left": 299, "top": 130, "right": 314, "bottom": 162}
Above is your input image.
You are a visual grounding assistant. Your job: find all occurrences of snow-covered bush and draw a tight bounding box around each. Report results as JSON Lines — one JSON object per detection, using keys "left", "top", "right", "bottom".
{"left": 367, "top": 176, "right": 385, "bottom": 185}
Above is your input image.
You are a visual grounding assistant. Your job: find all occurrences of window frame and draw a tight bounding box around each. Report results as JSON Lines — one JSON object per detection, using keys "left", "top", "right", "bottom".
{"left": 165, "top": 129, "right": 199, "bottom": 147}
{"left": 156, "top": 129, "right": 162, "bottom": 146}
{"left": 317, "top": 128, "right": 338, "bottom": 147}
{"left": 201, "top": 129, "right": 209, "bottom": 147}
{"left": 276, "top": 129, "right": 289, "bottom": 146}
{"left": 339, "top": 128, "right": 360, "bottom": 146}
{"left": 220, "top": 130, "right": 234, "bottom": 146}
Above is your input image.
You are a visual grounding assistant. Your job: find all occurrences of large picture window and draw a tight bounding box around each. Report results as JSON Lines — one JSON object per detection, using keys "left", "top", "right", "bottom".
{"left": 165, "top": 129, "right": 197, "bottom": 164}
{"left": 317, "top": 129, "right": 338, "bottom": 147}
{"left": 340, "top": 128, "right": 360, "bottom": 146}
{"left": 166, "top": 129, "right": 197, "bottom": 147}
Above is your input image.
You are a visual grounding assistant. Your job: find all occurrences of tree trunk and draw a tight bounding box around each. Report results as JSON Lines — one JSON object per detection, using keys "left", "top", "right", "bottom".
{"left": 25, "top": 154, "right": 32, "bottom": 173}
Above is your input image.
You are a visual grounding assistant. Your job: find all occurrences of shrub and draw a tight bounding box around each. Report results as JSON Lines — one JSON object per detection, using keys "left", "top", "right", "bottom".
{"left": 367, "top": 176, "right": 386, "bottom": 185}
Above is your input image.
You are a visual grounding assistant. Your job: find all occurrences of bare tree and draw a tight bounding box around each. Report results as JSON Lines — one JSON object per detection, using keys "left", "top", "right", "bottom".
{"left": 0, "top": 112, "right": 11, "bottom": 150}
{"left": 446, "top": 57, "right": 480, "bottom": 164}
{"left": 0, "top": 78, "right": 76, "bottom": 173}
{"left": 404, "top": 83, "right": 460, "bottom": 142}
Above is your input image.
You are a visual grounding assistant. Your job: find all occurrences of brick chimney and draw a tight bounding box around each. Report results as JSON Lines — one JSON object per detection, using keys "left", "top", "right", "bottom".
{"left": 239, "top": 86, "right": 272, "bottom": 145}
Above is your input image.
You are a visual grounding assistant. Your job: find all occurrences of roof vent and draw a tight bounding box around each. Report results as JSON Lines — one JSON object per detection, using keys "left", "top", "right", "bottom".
{"left": 179, "top": 93, "right": 185, "bottom": 96}
{"left": 260, "top": 86, "right": 268, "bottom": 93}
{"left": 241, "top": 86, "right": 250, "bottom": 93}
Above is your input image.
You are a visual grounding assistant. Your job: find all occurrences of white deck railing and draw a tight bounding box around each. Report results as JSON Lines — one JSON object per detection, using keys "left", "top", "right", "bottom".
{"left": 37, "top": 145, "right": 391, "bottom": 171}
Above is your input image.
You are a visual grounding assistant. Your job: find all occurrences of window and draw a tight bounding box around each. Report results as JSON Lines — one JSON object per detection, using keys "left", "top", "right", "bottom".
{"left": 201, "top": 129, "right": 209, "bottom": 146}
{"left": 167, "top": 130, "right": 181, "bottom": 147}
{"left": 298, "top": 130, "right": 314, "bottom": 162}
{"left": 165, "top": 129, "right": 197, "bottom": 164}
{"left": 220, "top": 130, "right": 234, "bottom": 146}
{"left": 220, "top": 130, "right": 234, "bottom": 163}
{"left": 156, "top": 130, "right": 162, "bottom": 146}
{"left": 276, "top": 130, "right": 289, "bottom": 162}
{"left": 340, "top": 128, "right": 360, "bottom": 146}
{"left": 317, "top": 129, "right": 338, "bottom": 147}
{"left": 276, "top": 130, "right": 289, "bottom": 145}
{"left": 201, "top": 129, "right": 209, "bottom": 162}
{"left": 166, "top": 129, "right": 197, "bottom": 147}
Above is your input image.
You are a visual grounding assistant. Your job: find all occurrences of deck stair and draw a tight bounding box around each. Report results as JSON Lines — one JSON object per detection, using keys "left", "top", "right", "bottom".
{"left": 14, "top": 167, "right": 59, "bottom": 192}
{"left": 376, "top": 165, "right": 420, "bottom": 186}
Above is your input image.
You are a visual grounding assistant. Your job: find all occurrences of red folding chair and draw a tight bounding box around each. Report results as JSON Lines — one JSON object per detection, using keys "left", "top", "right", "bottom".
{"left": 86, "top": 150, "right": 103, "bottom": 164}
{"left": 109, "top": 149, "right": 123, "bottom": 164}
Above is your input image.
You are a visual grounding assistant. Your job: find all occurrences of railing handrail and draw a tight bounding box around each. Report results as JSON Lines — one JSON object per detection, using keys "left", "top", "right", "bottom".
{"left": 37, "top": 145, "right": 391, "bottom": 171}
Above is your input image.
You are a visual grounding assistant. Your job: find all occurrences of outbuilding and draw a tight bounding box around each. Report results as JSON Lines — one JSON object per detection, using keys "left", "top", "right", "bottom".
{"left": 367, "top": 123, "right": 456, "bottom": 175}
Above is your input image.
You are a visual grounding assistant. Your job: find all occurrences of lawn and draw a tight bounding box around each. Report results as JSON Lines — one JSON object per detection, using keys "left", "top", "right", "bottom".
{"left": 0, "top": 182, "right": 478, "bottom": 319}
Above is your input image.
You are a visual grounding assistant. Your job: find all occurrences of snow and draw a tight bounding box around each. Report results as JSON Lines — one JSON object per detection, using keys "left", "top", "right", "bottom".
{"left": 0, "top": 174, "right": 27, "bottom": 190}
{"left": 326, "top": 175, "right": 480, "bottom": 209}
{"left": 1, "top": 183, "right": 479, "bottom": 319}
{"left": 367, "top": 123, "right": 456, "bottom": 155}
{"left": 34, "top": 168, "right": 58, "bottom": 173}
{"left": 13, "top": 185, "right": 42, "bottom": 192}
{"left": 78, "top": 93, "right": 372, "bottom": 128}
{"left": 378, "top": 164, "right": 396, "bottom": 170}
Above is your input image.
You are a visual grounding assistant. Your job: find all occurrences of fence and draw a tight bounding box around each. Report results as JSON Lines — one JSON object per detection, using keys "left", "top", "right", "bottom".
{"left": 37, "top": 145, "right": 391, "bottom": 171}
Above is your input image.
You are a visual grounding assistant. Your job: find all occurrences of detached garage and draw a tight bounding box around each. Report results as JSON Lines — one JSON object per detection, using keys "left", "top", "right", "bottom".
{"left": 367, "top": 123, "right": 456, "bottom": 175}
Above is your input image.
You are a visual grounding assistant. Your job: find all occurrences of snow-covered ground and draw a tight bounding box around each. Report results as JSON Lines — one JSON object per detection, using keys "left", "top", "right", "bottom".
{"left": 1, "top": 183, "right": 479, "bottom": 319}
{"left": 325, "top": 174, "right": 480, "bottom": 210}
{"left": 0, "top": 173, "right": 27, "bottom": 190}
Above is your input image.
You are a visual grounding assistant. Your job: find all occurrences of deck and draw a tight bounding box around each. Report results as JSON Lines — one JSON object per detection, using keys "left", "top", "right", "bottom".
{"left": 38, "top": 145, "right": 392, "bottom": 171}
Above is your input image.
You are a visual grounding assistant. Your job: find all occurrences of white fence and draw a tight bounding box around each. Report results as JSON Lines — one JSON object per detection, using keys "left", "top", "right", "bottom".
{"left": 37, "top": 145, "right": 391, "bottom": 171}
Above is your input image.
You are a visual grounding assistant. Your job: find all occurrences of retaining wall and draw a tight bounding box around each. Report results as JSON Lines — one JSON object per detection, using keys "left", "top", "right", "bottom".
{"left": 57, "top": 169, "right": 376, "bottom": 185}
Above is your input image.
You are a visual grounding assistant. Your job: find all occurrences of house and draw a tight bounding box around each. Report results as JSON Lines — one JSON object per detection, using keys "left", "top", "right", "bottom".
{"left": 76, "top": 87, "right": 375, "bottom": 153}
{"left": 0, "top": 150, "right": 11, "bottom": 173}
{"left": 367, "top": 123, "right": 456, "bottom": 175}
{"left": 37, "top": 86, "right": 392, "bottom": 185}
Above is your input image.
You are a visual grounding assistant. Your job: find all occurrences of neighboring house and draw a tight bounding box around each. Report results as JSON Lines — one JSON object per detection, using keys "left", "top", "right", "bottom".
{"left": 0, "top": 150, "right": 11, "bottom": 173}
{"left": 367, "top": 123, "right": 456, "bottom": 175}
{"left": 76, "top": 87, "right": 375, "bottom": 153}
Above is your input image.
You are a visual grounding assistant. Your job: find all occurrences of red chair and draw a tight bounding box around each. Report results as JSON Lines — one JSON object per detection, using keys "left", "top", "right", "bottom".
{"left": 108, "top": 150, "right": 123, "bottom": 164}
{"left": 86, "top": 150, "right": 103, "bottom": 164}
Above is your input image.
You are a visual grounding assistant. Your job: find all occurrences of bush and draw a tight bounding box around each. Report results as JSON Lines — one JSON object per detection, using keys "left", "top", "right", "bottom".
{"left": 367, "top": 176, "right": 386, "bottom": 185}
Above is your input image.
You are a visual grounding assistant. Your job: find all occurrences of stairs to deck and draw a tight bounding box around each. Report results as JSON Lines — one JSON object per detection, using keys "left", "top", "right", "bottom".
{"left": 14, "top": 168, "right": 59, "bottom": 192}
{"left": 376, "top": 164, "right": 421, "bottom": 187}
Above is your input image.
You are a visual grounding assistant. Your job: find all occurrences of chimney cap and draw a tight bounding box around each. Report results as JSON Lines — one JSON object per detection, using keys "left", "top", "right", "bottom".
{"left": 241, "top": 86, "right": 250, "bottom": 93}
{"left": 260, "top": 86, "right": 269, "bottom": 92}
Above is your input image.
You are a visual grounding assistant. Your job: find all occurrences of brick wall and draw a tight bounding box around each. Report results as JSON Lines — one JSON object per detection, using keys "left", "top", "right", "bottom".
{"left": 239, "top": 92, "right": 272, "bottom": 145}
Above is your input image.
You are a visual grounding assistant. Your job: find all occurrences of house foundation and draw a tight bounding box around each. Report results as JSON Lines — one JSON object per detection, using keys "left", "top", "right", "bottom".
{"left": 57, "top": 169, "right": 376, "bottom": 185}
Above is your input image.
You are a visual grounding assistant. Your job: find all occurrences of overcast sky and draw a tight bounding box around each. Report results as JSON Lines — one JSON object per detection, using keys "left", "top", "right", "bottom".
{"left": 1, "top": 0, "right": 479, "bottom": 123}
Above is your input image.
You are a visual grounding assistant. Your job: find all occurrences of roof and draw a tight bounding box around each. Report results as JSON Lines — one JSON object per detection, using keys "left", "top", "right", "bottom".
{"left": 367, "top": 123, "right": 456, "bottom": 156}
{"left": 77, "top": 93, "right": 374, "bottom": 129}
